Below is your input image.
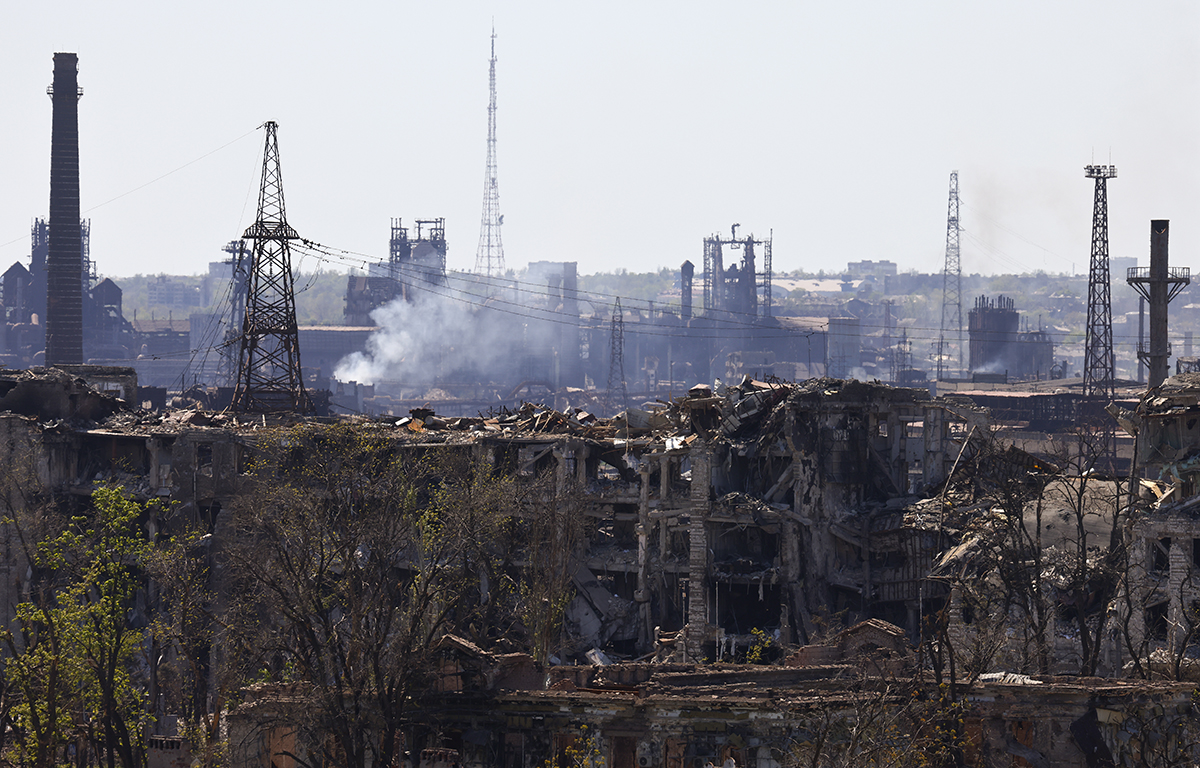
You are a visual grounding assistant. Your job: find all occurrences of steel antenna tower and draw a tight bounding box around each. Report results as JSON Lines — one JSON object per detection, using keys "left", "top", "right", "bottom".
{"left": 231, "top": 121, "right": 312, "bottom": 414}
{"left": 937, "top": 171, "right": 962, "bottom": 380}
{"left": 605, "top": 298, "right": 628, "bottom": 416}
{"left": 474, "top": 28, "right": 505, "bottom": 278}
{"left": 1082, "top": 165, "right": 1117, "bottom": 406}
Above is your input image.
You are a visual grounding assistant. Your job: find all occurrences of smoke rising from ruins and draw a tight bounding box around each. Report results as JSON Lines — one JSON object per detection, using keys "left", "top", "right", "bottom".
{"left": 334, "top": 284, "right": 565, "bottom": 390}
{"left": 336, "top": 291, "right": 480, "bottom": 388}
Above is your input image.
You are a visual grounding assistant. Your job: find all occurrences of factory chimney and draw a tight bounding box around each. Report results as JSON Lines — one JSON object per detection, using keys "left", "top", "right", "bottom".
{"left": 46, "top": 52, "right": 83, "bottom": 365}
{"left": 680, "top": 260, "right": 694, "bottom": 321}
{"left": 1127, "top": 220, "right": 1191, "bottom": 389}
{"left": 1148, "top": 221, "right": 1170, "bottom": 387}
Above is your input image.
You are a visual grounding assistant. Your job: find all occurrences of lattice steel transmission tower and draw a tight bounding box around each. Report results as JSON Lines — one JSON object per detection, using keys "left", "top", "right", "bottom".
{"left": 937, "top": 171, "right": 962, "bottom": 380}
{"left": 231, "top": 122, "right": 312, "bottom": 413}
{"left": 217, "top": 240, "right": 249, "bottom": 387}
{"left": 474, "top": 29, "right": 505, "bottom": 278}
{"left": 605, "top": 298, "right": 628, "bottom": 415}
{"left": 1082, "top": 165, "right": 1117, "bottom": 404}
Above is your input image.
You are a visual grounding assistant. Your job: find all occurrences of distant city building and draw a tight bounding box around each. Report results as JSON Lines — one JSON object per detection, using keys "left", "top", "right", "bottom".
{"left": 147, "top": 276, "right": 201, "bottom": 309}
{"left": 846, "top": 260, "right": 898, "bottom": 278}
{"left": 1111, "top": 256, "right": 1138, "bottom": 277}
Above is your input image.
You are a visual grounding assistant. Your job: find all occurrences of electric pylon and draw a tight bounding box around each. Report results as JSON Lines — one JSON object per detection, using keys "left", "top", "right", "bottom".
{"left": 937, "top": 171, "right": 962, "bottom": 380}
{"left": 474, "top": 28, "right": 505, "bottom": 278}
{"left": 231, "top": 121, "right": 312, "bottom": 414}
{"left": 218, "top": 240, "right": 249, "bottom": 387}
{"left": 1082, "top": 165, "right": 1117, "bottom": 403}
{"left": 606, "top": 298, "right": 628, "bottom": 416}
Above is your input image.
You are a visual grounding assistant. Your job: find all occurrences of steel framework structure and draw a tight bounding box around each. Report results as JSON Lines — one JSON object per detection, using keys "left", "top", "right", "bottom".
{"left": 701, "top": 225, "right": 772, "bottom": 317}
{"left": 605, "top": 298, "right": 628, "bottom": 416}
{"left": 218, "top": 240, "right": 249, "bottom": 387}
{"left": 758, "top": 234, "right": 773, "bottom": 317}
{"left": 702, "top": 237, "right": 723, "bottom": 313}
{"left": 474, "top": 29, "right": 505, "bottom": 278}
{"left": 390, "top": 217, "right": 448, "bottom": 296}
{"left": 231, "top": 122, "right": 312, "bottom": 413}
{"left": 937, "top": 171, "right": 962, "bottom": 380}
{"left": 1082, "top": 165, "right": 1117, "bottom": 404}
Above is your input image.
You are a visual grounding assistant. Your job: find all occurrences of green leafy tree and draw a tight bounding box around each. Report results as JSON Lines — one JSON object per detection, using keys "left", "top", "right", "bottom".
{"left": 4, "top": 486, "right": 154, "bottom": 768}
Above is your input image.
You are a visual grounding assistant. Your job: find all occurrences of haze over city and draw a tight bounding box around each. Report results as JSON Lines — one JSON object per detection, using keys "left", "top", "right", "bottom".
{"left": 2, "top": 0, "right": 1198, "bottom": 278}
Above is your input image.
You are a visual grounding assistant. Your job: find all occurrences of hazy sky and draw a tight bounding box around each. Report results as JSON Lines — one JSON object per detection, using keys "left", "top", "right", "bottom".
{"left": 2, "top": 1, "right": 1198, "bottom": 280}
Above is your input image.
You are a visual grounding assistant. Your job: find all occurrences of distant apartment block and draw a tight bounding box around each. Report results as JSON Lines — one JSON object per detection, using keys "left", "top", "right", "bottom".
{"left": 846, "top": 259, "right": 898, "bottom": 278}
{"left": 147, "top": 275, "right": 201, "bottom": 309}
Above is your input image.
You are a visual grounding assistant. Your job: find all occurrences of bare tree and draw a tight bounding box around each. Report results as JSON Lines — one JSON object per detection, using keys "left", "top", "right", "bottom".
{"left": 146, "top": 520, "right": 245, "bottom": 768}
{"left": 938, "top": 434, "right": 1057, "bottom": 675}
{"left": 508, "top": 470, "right": 585, "bottom": 664}
{"left": 1040, "top": 428, "right": 1129, "bottom": 677}
{"left": 939, "top": 427, "right": 1129, "bottom": 677}
{"left": 782, "top": 669, "right": 969, "bottom": 768}
{"left": 224, "top": 423, "right": 514, "bottom": 768}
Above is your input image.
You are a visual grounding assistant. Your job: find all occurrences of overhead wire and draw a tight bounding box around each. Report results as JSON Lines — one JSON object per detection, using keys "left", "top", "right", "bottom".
{"left": 164, "top": 228, "right": 1146, "bottom": 376}
{"left": 311, "top": 242, "right": 1146, "bottom": 336}
{"left": 294, "top": 239, "right": 798, "bottom": 338}
{"left": 959, "top": 198, "right": 1073, "bottom": 269}
{"left": 296, "top": 238, "right": 782, "bottom": 330}
{"left": 293, "top": 238, "right": 1158, "bottom": 350}
{"left": 173, "top": 262, "right": 240, "bottom": 390}
{"left": 1, "top": 127, "right": 262, "bottom": 253}
{"left": 294, "top": 247, "right": 811, "bottom": 342}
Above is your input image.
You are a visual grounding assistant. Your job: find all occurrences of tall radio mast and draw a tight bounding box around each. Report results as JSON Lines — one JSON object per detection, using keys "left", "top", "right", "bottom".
{"left": 474, "top": 28, "right": 506, "bottom": 277}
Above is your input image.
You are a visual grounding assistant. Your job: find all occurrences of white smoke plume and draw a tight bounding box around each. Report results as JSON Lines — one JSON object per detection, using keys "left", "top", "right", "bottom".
{"left": 337, "top": 292, "right": 476, "bottom": 387}
{"left": 334, "top": 283, "right": 564, "bottom": 389}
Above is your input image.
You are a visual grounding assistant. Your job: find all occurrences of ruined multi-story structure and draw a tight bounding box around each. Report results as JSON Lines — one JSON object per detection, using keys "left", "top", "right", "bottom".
{"left": 0, "top": 370, "right": 976, "bottom": 655}
{"left": 2, "top": 364, "right": 1199, "bottom": 767}
{"left": 1115, "top": 372, "right": 1200, "bottom": 664}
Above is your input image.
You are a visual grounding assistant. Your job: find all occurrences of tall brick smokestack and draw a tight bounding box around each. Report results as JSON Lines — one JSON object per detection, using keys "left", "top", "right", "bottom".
{"left": 46, "top": 52, "right": 83, "bottom": 365}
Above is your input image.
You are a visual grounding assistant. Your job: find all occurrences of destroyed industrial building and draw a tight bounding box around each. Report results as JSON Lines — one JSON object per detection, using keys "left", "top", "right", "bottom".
{"left": 3, "top": 364, "right": 1200, "bottom": 767}
{"left": 9, "top": 46, "right": 1200, "bottom": 768}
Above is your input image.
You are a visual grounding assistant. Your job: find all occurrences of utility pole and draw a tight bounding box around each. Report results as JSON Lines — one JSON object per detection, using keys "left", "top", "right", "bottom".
{"left": 606, "top": 298, "right": 628, "bottom": 416}
{"left": 1126, "top": 220, "right": 1190, "bottom": 389}
{"left": 231, "top": 121, "right": 312, "bottom": 414}
{"left": 938, "top": 171, "right": 962, "bottom": 381}
{"left": 474, "top": 28, "right": 505, "bottom": 278}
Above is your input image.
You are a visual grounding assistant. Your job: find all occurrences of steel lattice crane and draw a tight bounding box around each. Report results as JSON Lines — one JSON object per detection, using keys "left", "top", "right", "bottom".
{"left": 231, "top": 121, "right": 312, "bottom": 414}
